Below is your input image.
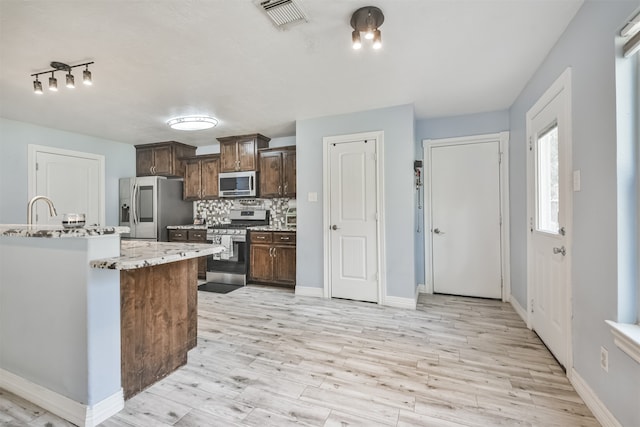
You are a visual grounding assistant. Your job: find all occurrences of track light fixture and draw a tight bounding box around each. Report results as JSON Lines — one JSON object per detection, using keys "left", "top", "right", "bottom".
{"left": 30, "top": 61, "right": 94, "bottom": 94}
{"left": 350, "top": 6, "right": 384, "bottom": 50}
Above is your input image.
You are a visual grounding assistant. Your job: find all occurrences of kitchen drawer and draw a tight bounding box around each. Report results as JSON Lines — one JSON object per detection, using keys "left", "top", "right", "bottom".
{"left": 188, "top": 230, "right": 207, "bottom": 241}
{"left": 168, "top": 229, "right": 188, "bottom": 241}
{"left": 273, "top": 232, "right": 295, "bottom": 245}
{"left": 250, "top": 232, "right": 272, "bottom": 243}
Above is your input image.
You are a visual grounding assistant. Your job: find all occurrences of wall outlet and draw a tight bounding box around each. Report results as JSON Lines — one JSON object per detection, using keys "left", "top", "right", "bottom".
{"left": 600, "top": 346, "right": 609, "bottom": 372}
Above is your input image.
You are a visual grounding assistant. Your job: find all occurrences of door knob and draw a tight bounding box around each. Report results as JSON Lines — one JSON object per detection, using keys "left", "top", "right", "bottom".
{"left": 433, "top": 228, "right": 445, "bottom": 234}
{"left": 331, "top": 225, "right": 339, "bottom": 230}
{"left": 553, "top": 246, "right": 566, "bottom": 256}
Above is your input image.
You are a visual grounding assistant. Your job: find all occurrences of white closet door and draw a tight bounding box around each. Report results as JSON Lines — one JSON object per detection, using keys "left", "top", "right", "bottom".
{"left": 431, "top": 140, "right": 502, "bottom": 299}
{"left": 33, "top": 147, "right": 103, "bottom": 226}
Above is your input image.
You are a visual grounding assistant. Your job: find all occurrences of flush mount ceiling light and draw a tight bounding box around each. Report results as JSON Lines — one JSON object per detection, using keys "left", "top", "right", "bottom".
{"left": 30, "top": 61, "right": 94, "bottom": 94}
{"left": 167, "top": 116, "right": 219, "bottom": 131}
{"left": 350, "top": 6, "right": 384, "bottom": 50}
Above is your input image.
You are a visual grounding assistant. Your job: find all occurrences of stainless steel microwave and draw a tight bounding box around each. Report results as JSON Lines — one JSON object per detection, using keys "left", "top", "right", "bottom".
{"left": 219, "top": 171, "right": 257, "bottom": 198}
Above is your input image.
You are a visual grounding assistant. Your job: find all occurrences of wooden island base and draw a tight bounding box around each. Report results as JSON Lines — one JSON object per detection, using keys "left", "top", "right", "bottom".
{"left": 120, "top": 258, "right": 198, "bottom": 399}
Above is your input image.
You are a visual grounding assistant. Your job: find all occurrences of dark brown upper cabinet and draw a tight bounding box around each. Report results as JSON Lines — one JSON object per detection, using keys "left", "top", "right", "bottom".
{"left": 259, "top": 146, "right": 296, "bottom": 198}
{"left": 217, "top": 134, "right": 270, "bottom": 173}
{"left": 183, "top": 154, "right": 220, "bottom": 201}
{"left": 135, "top": 141, "right": 196, "bottom": 177}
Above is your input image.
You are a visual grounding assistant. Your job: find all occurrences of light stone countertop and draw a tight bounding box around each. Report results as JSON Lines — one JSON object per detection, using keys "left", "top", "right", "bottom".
{"left": 0, "top": 224, "right": 129, "bottom": 238}
{"left": 90, "top": 240, "right": 224, "bottom": 270}
{"left": 166, "top": 224, "right": 208, "bottom": 230}
{"left": 247, "top": 226, "right": 296, "bottom": 232}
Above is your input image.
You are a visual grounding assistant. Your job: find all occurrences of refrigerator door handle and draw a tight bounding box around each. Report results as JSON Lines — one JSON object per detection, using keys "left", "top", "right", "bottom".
{"left": 132, "top": 182, "right": 138, "bottom": 225}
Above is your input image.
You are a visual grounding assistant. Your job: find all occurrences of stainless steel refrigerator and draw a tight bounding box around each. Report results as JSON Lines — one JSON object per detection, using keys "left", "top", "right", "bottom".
{"left": 119, "top": 176, "right": 193, "bottom": 241}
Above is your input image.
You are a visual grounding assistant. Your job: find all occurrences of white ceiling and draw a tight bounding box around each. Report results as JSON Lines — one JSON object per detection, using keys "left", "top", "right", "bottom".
{"left": 0, "top": 0, "right": 583, "bottom": 147}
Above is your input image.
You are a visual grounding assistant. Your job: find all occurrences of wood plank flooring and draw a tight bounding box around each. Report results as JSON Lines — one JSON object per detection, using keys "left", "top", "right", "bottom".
{"left": 1, "top": 287, "right": 599, "bottom": 426}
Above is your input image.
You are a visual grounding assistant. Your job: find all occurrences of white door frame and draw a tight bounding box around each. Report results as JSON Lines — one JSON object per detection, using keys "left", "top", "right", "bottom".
{"left": 27, "top": 144, "right": 106, "bottom": 226}
{"left": 526, "top": 68, "right": 573, "bottom": 372}
{"left": 323, "top": 131, "right": 386, "bottom": 304}
{"left": 422, "top": 132, "right": 511, "bottom": 302}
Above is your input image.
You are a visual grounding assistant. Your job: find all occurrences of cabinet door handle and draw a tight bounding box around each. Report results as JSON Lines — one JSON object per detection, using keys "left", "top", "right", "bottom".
{"left": 284, "top": 183, "right": 288, "bottom": 194}
{"left": 256, "top": 236, "right": 266, "bottom": 240}
{"left": 280, "top": 236, "right": 290, "bottom": 240}
{"left": 272, "top": 247, "right": 276, "bottom": 257}
{"left": 278, "top": 185, "right": 282, "bottom": 195}
{"left": 269, "top": 247, "right": 273, "bottom": 257}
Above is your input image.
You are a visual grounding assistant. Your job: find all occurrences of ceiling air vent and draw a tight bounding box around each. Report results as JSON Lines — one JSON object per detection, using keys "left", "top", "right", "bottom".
{"left": 258, "top": 0, "right": 308, "bottom": 28}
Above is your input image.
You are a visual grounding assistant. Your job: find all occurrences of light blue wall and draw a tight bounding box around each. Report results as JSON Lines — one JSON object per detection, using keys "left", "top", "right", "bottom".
{"left": 508, "top": 2, "right": 640, "bottom": 426}
{"left": 416, "top": 111, "right": 510, "bottom": 142}
{"left": 414, "top": 111, "right": 510, "bottom": 285}
{"left": 0, "top": 118, "right": 135, "bottom": 225}
{"left": 296, "top": 104, "right": 416, "bottom": 298}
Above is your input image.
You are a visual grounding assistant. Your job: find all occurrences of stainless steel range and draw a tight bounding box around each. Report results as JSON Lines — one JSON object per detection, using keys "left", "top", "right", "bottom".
{"left": 205, "top": 208, "right": 268, "bottom": 286}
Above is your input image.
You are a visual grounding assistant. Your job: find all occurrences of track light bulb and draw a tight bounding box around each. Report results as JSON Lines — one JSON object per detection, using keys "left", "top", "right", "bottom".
{"left": 49, "top": 74, "right": 58, "bottom": 92}
{"left": 66, "top": 73, "right": 75, "bottom": 88}
{"left": 33, "top": 79, "right": 43, "bottom": 95}
{"left": 372, "top": 29, "right": 382, "bottom": 49}
{"left": 364, "top": 10, "right": 375, "bottom": 39}
{"left": 83, "top": 67, "right": 92, "bottom": 85}
{"left": 352, "top": 30, "right": 362, "bottom": 49}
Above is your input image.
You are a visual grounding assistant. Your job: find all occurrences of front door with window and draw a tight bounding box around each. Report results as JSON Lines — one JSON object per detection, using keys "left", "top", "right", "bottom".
{"left": 527, "top": 70, "right": 572, "bottom": 369}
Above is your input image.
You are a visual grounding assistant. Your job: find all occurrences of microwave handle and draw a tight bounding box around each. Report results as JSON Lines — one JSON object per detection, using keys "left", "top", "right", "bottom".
{"left": 250, "top": 175, "right": 254, "bottom": 191}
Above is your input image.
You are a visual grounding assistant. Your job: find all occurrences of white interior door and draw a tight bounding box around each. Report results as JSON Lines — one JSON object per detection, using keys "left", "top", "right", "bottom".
{"left": 430, "top": 140, "right": 502, "bottom": 299}
{"left": 528, "top": 86, "right": 570, "bottom": 368}
{"left": 30, "top": 146, "right": 104, "bottom": 226}
{"left": 328, "top": 139, "right": 378, "bottom": 302}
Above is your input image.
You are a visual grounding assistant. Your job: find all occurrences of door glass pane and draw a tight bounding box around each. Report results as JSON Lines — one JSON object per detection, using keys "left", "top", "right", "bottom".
{"left": 138, "top": 185, "right": 154, "bottom": 222}
{"left": 536, "top": 124, "right": 559, "bottom": 234}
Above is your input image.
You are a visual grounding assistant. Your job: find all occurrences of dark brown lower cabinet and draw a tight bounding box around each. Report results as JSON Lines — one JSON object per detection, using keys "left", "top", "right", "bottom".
{"left": 120, "top": 258, "right": 198, "bottom": 400}
{"left": 168, "top": 229, "right": 208, "bottom": 280}
{"left": 248, "top": 231, "right": 296, "bottom": 286}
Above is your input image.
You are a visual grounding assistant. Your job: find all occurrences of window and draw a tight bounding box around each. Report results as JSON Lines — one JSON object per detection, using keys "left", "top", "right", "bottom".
{"left": 609, "top": 9, "right": 640, "bottom": 364}
{"left": 536, "top": 123, "right": 560, "bottom": 234}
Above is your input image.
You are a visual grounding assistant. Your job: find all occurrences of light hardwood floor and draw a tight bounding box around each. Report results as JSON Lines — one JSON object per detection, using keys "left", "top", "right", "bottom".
{"left": 1, "top": 287, "right": 598, "bottom": 426}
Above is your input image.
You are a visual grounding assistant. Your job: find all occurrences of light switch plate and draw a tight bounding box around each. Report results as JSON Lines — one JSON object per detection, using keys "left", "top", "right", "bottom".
{"left": 308, "top": 192, "right": 318, "bottom": 202}
{"left": 573, "top": 170, "right": 581, "bottom": 192}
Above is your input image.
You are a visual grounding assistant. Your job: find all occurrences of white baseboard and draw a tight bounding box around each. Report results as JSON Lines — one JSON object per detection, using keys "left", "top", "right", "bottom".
{"left": 295, "top": 285, "right": 324, "bottom": 298}
{"left": 570, "top": 368, "right": 621, "bottom": 427}
{"left": 0, "top": 368, "right": 124, "bottom": 427}
{"left": 384, "top": 295, "right": 417, "bottom": 310}
{"left": 510, "top": 295, "right": 528, "bottom": 323}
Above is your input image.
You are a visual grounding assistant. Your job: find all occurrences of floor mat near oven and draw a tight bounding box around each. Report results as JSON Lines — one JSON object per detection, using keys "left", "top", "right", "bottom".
{"left": 198, "top": 282, "right": 243, "bottom": 294}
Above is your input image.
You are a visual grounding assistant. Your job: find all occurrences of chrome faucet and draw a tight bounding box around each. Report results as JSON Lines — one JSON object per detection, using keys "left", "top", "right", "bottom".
{"left": 27, "top": 195, "right": 58, "bottom": 225}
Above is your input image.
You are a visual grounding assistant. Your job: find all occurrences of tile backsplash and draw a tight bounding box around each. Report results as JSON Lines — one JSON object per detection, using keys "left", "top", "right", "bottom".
{"left": 194, "top": 198, "right": 295, "bottom": 226}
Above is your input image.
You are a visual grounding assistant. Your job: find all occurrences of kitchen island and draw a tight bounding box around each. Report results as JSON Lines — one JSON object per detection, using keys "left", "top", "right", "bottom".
{"left": 0, "top": 225, "right": 222, "bottom": 427}
{"left": 92, "top": 240, "right": 225, "bottom": 400}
